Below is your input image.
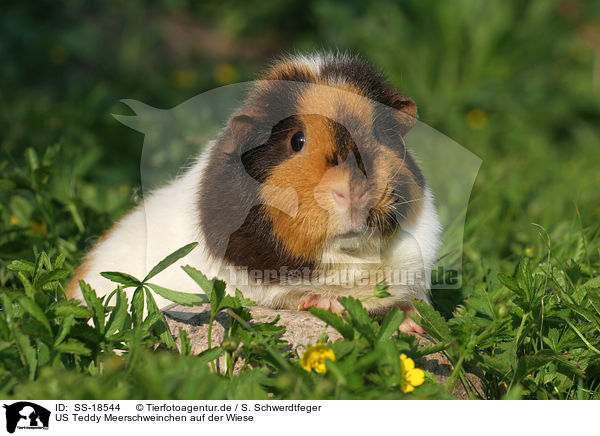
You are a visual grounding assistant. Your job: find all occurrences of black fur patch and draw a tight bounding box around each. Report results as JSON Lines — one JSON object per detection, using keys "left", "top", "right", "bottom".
{"left": 241, "top": 116, "right": 301, "bottom": 183}
{"left": 199, "top": 130, "right": 316, "bottom": 279}
{"left": 319, "top": 55, "right": 409, "bottom": 112}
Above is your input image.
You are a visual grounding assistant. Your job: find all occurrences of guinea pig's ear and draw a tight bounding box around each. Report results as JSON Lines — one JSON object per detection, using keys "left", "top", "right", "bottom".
{"left": 222, "top": 109, "right": 269, "bottom": 155}
{"left": 392, "top": 95, "right": 418, "bottom": 136}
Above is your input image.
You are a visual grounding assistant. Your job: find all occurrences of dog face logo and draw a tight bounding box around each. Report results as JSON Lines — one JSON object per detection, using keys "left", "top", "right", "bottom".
{"left": 3, "top": 402, "right": 50, "bottom": 433}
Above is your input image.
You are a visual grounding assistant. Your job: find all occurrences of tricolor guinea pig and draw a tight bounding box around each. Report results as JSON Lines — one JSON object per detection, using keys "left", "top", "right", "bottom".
{"left": 67, "top": 52, "right": 441, "bottom": 334}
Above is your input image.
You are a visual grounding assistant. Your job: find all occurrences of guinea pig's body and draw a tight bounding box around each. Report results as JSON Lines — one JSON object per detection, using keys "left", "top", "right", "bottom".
{"left": 68, "top": 53, "right": 441, "bottom": 333}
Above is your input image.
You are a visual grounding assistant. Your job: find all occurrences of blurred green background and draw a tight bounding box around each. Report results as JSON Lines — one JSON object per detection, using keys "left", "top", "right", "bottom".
{"left": 1, "top": 0, "right": 599, "bottom": 314}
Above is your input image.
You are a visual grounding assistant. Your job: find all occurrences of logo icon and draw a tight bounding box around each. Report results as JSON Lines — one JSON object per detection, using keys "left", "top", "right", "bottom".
{"left": 2, "top": 402, "right": 50, "bottom": 434}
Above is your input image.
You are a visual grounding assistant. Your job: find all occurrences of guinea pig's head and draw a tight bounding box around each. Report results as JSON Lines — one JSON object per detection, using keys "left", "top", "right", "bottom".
{"left": 201, "top": 53, "right": 425, "bottom": 272}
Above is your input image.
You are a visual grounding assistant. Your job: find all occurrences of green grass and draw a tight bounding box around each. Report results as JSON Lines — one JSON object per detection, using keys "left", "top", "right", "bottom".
{"left": 1, "top": 0, "right": 599, "bottom": 399}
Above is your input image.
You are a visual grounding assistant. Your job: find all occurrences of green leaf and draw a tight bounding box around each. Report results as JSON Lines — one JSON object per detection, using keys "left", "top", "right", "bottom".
{"left": 181, "top": 265, "right": 227, "bottom": 313}
{"left": 13, "top": 329, "right": 37, "bottom": 380}
{"left": 196, "top": 346, "right": 223, "bottom": 365}
{"left": 130, "top": 287, "right": 145, "bottom": 327}
{"left": 53, "top": 314, "right": 75, "bottom": 346}
{"left": 0, "top": 294, "right": 15, "bottom": 323}
{"left": 518, "top": 258, "right": 533, "bottom": 295}
{"left": 210, "top": 280, "right": 227, "bottom": 314}
{"left": 180, "top": 265, "right": 227, "bottom": 313}
{"left": 55, "top": 339, "right": 91, "bottom": 356}
{"left": 144, "top": 287, "right": 176, "bottom": 349}
{"left": 412, "top": 301, "right": 451, "bottom": 342}
{"left": 79, "top": 281, "right": 106, "bottom": 334}
{"left": 35, "top": 269, "right": 69, "bottom": 288}
{"left": 564, "top": 318, "right": 600, "bottom": 354}
{"left": 373, "top": 281, "right": 391, "bottom": 298}
{"left": 479, "top": 354, "right": 511, "bottom": 378}
{"left": 34, "top": 252, "right": 51, "bottom": 278}
{"left": 140, "top": 311, "right": 164, "bottom": 331}
{"left": 339, "top": 297, "right": 375, "bottom": 342}
{"left": 0, "top": 311, "right": 10, "bottom": 340}
{"left": 143, "top": 242, "right": 198, "bottom": 282}
{"left": 16, "top": 272, "right": 36, "bottom": 300}
{"left": 105, "top": 289, "right": 129, "bottom": 337}
{"left": 563, "top": 302, "right": 600, "bottom": 331}
{"left": 587, "top": 289, "right": 600, "bottom": 317}
{"left": 181, "top": 265, "right": 213, "bottom": 292}
{"left": 7, "top": 260, "right": 35, "bottom": 275}
{"left": 145, "top": 283, "right": 208, "bottom": 307}
{"left": 582, "top": 277, "right": 600, "bottom": 289}
{"left": 179, "top": 328, "right": 191, "bottom": 356}
{"left": 37, "top": 342, "right": 50, "bottom": 367}
{"left": 498, "top": 273, "right": 523, "bottom": 296}
{"left": 0, "top": 179, "right": 16, "bottom": 191}
{"left": 308, "top": 307, "right": 354, "bottom": 340}
{"left": 66, "top": 201, "right": 85, "bottom": 233}
{"left": 232, "top": 289, "right": 256, "bottom": 308}
{"left": 378, "top": 341, "right": 402, "bottom": 386}
{"left": 100, "top": 271, "right": 142, "bottom": 288}
{"left": 217, "top": 290, "right": 255, "bottom": 312}
{"left": 18, "top": 296, "right": 52, "bottom": 335}
{"left": 377, "top": 307, "right": 404, "bottom": 342}
{"left": 411, "top": 341, "right": 448, "bottom": 359}
{"left": 25, "top": 147, "right": 39, "bottom": 172}
{"left": 54, "top": 252, "right": 67, "bottom": 269}
{"left": 535, "top": 350, "right": 585, "bottom": 377}
{"left": 52, "top": 300, "right": 92, "bottom": 319}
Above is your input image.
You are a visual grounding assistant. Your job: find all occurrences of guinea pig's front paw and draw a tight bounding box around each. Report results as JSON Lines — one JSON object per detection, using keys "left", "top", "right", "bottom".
{"left": 298, "top": 294, "right": 344, "bottom": 313}
{"left": 399, "top": 308, "right": 425, "bottom": 334}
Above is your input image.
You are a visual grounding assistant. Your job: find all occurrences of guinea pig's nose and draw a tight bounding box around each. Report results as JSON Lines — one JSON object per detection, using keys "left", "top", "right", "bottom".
{"left": 332, "top": 185, "right": 369, "bottom": 210}
{"left": 332, "top": 188, "right": 349, "bottom": 208}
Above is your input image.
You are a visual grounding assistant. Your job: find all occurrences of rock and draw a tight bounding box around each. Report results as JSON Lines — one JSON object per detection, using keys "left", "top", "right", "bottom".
{"left": 164, "top": 304, "right": 487, "bottom": 399}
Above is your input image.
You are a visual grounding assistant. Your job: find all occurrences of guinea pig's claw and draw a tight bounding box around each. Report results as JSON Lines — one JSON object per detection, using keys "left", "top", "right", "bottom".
{"left": 299, "top": 295, "right": 344, "bottom": 313}
{"left": 399, "top": 309, "right": 425, "bottom": 334}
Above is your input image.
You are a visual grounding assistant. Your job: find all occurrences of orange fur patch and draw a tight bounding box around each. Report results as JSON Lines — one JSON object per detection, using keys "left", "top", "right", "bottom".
{"left": 297, "top": 83, "right": 373, "bottom": 126}
{"left": 260, "top": 82, "right": 425, "bottom": 263}
{"left": 261, "top": 114, "right": 335, "bottom": 261}
{"left": 254, "top": 65, "right": 424, "bottom": 262}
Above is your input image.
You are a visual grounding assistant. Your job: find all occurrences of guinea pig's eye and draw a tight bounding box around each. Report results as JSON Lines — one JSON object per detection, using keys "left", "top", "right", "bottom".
{"left": 290, "top": 131, "right": 305, "bottom": 152}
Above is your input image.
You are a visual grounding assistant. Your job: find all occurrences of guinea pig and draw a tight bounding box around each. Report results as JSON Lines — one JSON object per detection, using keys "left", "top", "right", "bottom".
{"left": 67, "top": 52, "right": 441, "bottom": 334}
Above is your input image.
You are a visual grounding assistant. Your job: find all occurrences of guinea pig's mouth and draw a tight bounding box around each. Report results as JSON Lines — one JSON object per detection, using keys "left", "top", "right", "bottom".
{"left": 333, "top": 230, "right": 372, "bottom": 253}
{"left": 336, "top": 230, "right": 365, "bottom": 239}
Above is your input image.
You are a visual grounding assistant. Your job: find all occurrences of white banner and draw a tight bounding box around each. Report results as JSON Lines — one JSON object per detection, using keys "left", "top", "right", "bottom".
{"left": 0, "top": 400, "right": 595, "bottom": 435}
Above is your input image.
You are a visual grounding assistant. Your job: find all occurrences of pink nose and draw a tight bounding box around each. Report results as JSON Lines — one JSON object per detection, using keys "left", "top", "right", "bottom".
{"left": 332, "top": 186, "right": 369, "bottom": 209}
{"left": 332, "top": 189, "right": 348, "bottom": 207}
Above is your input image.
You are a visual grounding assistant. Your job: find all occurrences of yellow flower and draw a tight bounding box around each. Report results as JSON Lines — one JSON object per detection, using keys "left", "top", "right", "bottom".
{"left": 466, "top": 108, "right": 488, "bottom": 130}
{"left": 213, "top": 63, "right": 238, "bottom": 85}
{"left": 30, "top": 220, "right": 47, "bottom": 234}
{"left": 300, "top": 344, "right": 335, "bottom": 374}
{"left": 170, "top": 69, "right": 197, "bottom": 89}
{"left": 9, "top": 215, "right": 20, "bottom": 226}
{"left": 400, "top": 353, "right": 425, "bottom": 393}
{"left": 524, "top": 246, "right": 534, "bottom": 257}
